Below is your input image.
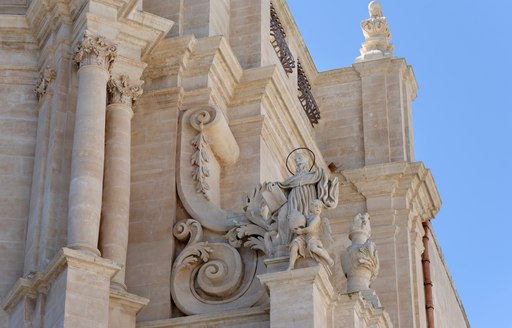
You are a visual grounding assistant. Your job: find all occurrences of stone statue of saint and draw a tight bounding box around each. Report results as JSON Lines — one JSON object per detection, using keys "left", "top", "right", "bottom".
{"left": 287, "top": 200, "right": 334, "bottom": 271}
{"left": 267, "top": 150, "right": 339, "bottom": 247}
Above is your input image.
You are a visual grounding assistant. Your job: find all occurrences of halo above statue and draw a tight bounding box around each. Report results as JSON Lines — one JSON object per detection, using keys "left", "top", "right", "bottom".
{"left": 285, "top": 147, "right": 316, "bottom": 175}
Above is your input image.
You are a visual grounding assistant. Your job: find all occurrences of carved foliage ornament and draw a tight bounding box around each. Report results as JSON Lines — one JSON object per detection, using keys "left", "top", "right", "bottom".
{"left": 34, "top": 66, "right": 56, "bottom": 100}
{"left": 190, "top": 110, "right": 212, "bottom": 200}
{"left": 341, "top": 213, "right": 380, "bottom": 293}
{"left": 107, "top": 75, "right": 143, "bottom": 106}
{"left": 171, "top": 219, "right": 264, "bottom": 315}
{"left": 73, "top": 30, "right": 117, "bottom": 71}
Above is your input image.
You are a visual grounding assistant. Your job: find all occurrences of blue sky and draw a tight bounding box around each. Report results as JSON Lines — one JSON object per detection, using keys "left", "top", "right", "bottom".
{"left": 287, "top": 1, "right": 512, "bottom": 327}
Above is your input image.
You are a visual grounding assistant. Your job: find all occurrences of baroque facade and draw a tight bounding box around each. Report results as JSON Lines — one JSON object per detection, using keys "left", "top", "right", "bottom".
{"left": 0, "top": 0, "right": 469, "bottom": 327}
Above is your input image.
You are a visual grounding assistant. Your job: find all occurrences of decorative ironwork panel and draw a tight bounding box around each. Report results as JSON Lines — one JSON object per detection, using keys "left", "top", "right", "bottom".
{"left": 270, "top": 3, "right": 295, "bottom": 74}
{"left": 297, "top": 61, "right": 321, "bottom": 126}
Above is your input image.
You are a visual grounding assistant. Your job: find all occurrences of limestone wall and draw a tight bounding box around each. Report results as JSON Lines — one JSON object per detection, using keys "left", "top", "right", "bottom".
{"left": 429, "top": 229, "right": 469, "bottom": 328}
{"left": 0, "top": 15, "right": 38, "bottom": 327}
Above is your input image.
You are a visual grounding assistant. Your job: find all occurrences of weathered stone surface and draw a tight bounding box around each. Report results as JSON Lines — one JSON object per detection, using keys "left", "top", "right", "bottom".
{"left": 0, "top": 1, "right": 469, "bottom": 328}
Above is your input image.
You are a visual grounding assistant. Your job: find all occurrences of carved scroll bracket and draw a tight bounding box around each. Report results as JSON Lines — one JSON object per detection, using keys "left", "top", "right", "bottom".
{"left": 177, "top": 106, "right": 242, "bottom": 233}
{"left": 171, "top": 219, "right": 266, "bottom": 315}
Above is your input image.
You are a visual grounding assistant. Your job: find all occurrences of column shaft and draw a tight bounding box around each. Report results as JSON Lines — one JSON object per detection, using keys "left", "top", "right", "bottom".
{"left": 67, "top": 65, "right": 110, "bottom": 255}
{"left": 100, "top": 103, "right": 133, "bottom": 290}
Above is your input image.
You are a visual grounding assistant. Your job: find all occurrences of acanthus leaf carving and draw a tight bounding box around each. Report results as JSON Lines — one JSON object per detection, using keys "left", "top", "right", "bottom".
{"left": 73, "top": 30, "right": 117, "bottom": 71}
{"left": 34, "top": 66, "right": 56, "bottom": 100}
{"left": 190, "top": 129, "right": 211, "bottom": 200}
{"left": 171, "top": 219, "right": 266, "bottom": 315}
{"left": 341, "top": 212, "right": 381, "bottom": 307}
{"left": 107, "top": 75, "right": 143, "bottom": 106}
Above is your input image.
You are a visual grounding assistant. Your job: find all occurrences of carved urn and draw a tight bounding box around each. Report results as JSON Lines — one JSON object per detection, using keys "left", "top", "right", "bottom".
{"left": 341, "top": 213, "right": 379, "bottom": 294}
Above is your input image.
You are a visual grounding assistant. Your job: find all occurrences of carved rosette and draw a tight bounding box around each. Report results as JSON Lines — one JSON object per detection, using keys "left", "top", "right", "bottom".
{"left": 107, "top": 75, "right": 143, "bottom": 106}
{"left": 73, "top": 30, "right": 117, "bottom": 71}
{"left": 171, "top": 219, "right": 265, "bottom": 315}
{"left": 34, "top": 66, "right": 56, "bottom": 100}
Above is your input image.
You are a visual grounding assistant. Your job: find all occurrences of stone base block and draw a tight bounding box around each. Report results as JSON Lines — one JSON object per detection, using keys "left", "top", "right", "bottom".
{"left": 258, "top": 266, "right": 334, "bottom": 328}
{"left": 333, "top": 293, "right": 393, "bottom": 328}
{"left": 109, "top": 289, "right": 149, "bottom": 328}
{"left": 2, "top": 248, "right": 120, "bottom": 328}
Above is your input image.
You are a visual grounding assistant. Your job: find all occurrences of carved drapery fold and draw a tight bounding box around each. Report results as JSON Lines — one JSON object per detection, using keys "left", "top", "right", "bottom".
{"left": 73, "top": 30, "right": 117, "bottom": 71}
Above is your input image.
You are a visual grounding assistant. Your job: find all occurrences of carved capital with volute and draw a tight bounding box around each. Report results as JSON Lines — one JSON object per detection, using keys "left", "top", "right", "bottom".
{"left": 73, "top": 30, "right": 117, "bottom": 71}
{"left": 107, "top": 75, "right": 143, "bottom": 106}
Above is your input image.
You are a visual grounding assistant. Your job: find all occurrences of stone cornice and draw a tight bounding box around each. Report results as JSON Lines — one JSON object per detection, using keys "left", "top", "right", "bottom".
{"left": 232, "top": 65, "right": 325, "bottom": 168}
{"left": 335, "top": 292, "right": 393, "bottom": 328}
{"left": 338, "top": 162, "right": 441, "bottom": 222}
{"left": 137, "top": 307, "right": 269, "bottom": 328}
{"left": 1, "top": 248, "right": 120, "bottom": 313}
{"left": 109, "top": 288, "right": 149, "bottom": 313}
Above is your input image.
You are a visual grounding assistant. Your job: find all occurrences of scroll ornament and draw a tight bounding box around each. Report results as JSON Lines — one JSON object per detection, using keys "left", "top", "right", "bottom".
{"left": 171, "top": 219, "right": 264, "bottom": 315}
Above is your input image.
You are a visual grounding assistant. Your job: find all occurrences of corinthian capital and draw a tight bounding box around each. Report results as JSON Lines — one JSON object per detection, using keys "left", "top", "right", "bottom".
{"left": 107, "top": 75, "right": 144, "bottom": 106}
{"left": 34, "top": 66, "right": 56, "bottom": 100}
{"left": 73, "top": 30, "right": 117, "bottom": 71}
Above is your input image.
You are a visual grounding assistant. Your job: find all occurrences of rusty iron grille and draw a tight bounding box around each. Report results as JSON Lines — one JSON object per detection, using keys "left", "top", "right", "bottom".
{"left": 297, "top": 61, "right": 320, "bottom": 126}
{"left": 270, "top": 3, "right": 295, "bottom": 74}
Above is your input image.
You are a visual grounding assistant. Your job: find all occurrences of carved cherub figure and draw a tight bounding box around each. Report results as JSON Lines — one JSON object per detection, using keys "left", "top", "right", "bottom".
{"left": 287, "top": 199, "right": 334, "bottom": 271}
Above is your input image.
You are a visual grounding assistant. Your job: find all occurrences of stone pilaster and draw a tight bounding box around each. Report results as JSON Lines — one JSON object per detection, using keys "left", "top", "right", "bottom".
{"left": 67, "top": 30, "right": 117, "bottom": 256}
{"left": 2, "top": 248, "right": 120, "bottom": 328}
{"left": 258, "top": 266, "right": 334, "bottom": 328}
{"left": 100, "top": 75, "right": 142, "bottom": 291}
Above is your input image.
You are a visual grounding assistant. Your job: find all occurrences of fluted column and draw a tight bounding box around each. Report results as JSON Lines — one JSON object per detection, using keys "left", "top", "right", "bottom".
{"left": 67, "top": 31, "right": 117, "bottom": 256}
{"left": 100, "top": 75, "right": 142, "bottom": 290}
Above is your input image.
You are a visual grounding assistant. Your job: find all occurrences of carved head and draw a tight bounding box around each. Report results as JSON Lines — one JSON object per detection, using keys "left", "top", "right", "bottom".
{"left": 294, "top": 150, "right": 309, "bottom": 173}
{"left": 310, "top": 199, "right": 323, "bottom": 215}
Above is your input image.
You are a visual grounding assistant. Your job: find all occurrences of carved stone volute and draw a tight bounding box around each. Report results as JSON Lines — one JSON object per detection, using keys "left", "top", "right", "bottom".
{"left": 107, "top": 75, "right": 143, "bottom": 106}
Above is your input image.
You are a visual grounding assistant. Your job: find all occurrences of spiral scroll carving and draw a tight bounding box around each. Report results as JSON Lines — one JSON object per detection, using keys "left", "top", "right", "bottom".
{"left": 171, "top": 219, "right": 265, "bottom": 315}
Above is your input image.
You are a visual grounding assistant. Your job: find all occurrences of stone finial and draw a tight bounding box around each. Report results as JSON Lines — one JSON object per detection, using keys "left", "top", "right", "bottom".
{"left": 34, "top": 66, "right": 56, "bottom": 100}
{"left": 107, "top": 75, "right": 143, "bottom": 106}
{"left": 341, "top": 213, "right": 381, "bottom": 307}
{"left": 73, "top": 30, "right": 117, "bottom": 71}
{"left": 355, "top": 1, "right": 394, "bottom": 62}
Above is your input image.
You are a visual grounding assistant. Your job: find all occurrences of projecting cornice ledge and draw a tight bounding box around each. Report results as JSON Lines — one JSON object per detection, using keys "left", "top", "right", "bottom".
{"left": 337, "top": 162, "right": 441, "bottom": 222}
